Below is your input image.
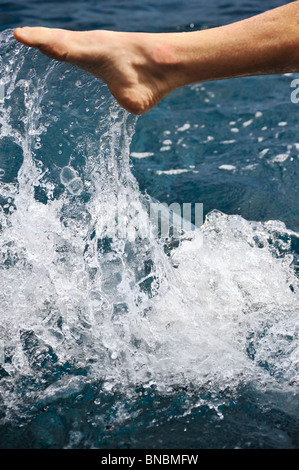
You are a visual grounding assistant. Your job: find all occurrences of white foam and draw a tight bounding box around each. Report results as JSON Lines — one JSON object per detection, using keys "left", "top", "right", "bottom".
{"left": 271, "top": 153, "right": 289, "bottom": 163}
{"left": 177, "top": 123, "right": 190, "bottom": 132}
{"left": 156, "top": 169, "right": 189, "bottom": 175}
{"left": 220, "top": 140, "right": 236, "bottom": 144}
{"left": 130, "top": 152, "right": 154, "bottom": 159}
{"left": 243, "top": 119, "right": 253, "bottom": 128}
{"left": 218, "top": 164, "right": 237, "bottom": 171}
{"left": 259, "top": 148, "right": 270, "bottom": 158}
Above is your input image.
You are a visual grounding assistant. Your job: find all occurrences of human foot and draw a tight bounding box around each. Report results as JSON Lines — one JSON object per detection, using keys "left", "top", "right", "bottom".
{"left": 14, "top": 4, "right": 299, "bottom": 116}
{"left": 13, "top": 27, "right": 178, "bottom": 115}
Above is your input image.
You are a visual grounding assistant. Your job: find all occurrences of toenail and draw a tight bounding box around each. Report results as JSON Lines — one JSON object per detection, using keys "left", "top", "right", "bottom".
{"left": 20, "top": 27, "right": 31, "bottom": 36}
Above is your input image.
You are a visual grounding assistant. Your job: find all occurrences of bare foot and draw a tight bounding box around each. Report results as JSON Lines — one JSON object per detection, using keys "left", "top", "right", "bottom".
{"left": 14, "top": 4, "right": 298, "bottom": 115}
{"left": 13, "top": 27, "right": 178, "bottom": 115}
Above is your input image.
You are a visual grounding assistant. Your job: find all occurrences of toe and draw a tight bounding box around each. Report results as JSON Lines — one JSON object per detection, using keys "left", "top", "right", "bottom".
{"left": 14, "top": 27, "right": 72, "bottom": 61}
{"left": 14, "top": 27, "right": 51, "bottom": 47}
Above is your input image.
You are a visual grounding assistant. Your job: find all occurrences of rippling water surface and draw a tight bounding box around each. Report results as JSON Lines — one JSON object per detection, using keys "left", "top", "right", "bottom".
{"left": 0, "top": 0, "right": 298, "bottom": 449}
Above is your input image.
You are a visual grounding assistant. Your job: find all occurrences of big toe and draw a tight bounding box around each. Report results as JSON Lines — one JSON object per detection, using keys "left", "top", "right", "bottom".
{"left": 14, "top": 27, "right": 72, "bottom": 61}
{"left": 14, "top": 27, "right": 53, "bottom": 47}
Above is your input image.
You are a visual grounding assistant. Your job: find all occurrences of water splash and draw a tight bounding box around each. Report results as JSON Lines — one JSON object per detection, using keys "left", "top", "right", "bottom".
{"left": 0, "top": 30, "right": 298, "bottom": 426}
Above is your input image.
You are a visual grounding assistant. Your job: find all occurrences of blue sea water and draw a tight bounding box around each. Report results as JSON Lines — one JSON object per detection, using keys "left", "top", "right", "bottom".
{"left": 0, "top": 0, "right": 298, "bottom": 450}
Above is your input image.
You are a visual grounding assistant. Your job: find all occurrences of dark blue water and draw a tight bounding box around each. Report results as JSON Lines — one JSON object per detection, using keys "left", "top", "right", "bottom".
{"left": 0, "top": 0, "right": 298, "bottom": 450}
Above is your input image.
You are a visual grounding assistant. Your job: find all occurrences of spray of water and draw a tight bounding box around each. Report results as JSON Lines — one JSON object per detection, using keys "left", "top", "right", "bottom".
{"left": 0, "top": 30, "right": 298, "bottom": 421}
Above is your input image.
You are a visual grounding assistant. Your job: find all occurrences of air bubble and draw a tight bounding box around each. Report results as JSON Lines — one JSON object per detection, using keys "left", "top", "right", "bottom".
{"left": 60, "top": 166, "right": 77, "bottom": 185}
{"left": 68, "top": 177, "right": 83, "bottom": 195}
